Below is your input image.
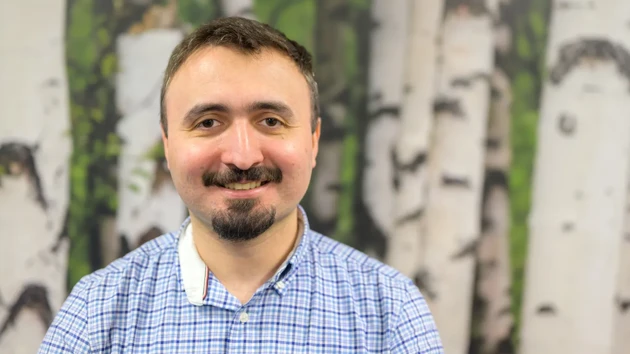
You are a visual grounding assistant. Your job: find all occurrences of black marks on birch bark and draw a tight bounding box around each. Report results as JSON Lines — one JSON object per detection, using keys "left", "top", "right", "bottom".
{"left": 562, "top": 222, "right": 575, "bottom": 232}
{"left": 558, "top": 113, "right": 577, "bottom": 136}
{"left": 136, "top": 225, "right": 164, "bottom": 248}
{"left": 392, "top": 150, "right": 427, "bottom": 192}
{"left": 442, "top": 174, "right": 471, "bottom": 188}
{"left": 51, "top": 208, "right": 70, "bottom": 254}
{"left": 451, "top": 72, "right": 491, "bottom": 88}
{"left": 434, "top": 96, "right": 464, "bottom": 117}
{"left": 486, "top": 137, "right": 501, "bottom": 149}
{"left": 617, "top": 297, "right": 630, "bottom": 313}
{"left": 119, "top": 233, "right": 132, "bottom": 257}
{"left": 395, "top": 208, "right": 424, "bottom": 227}
{"left": 0, "top": 284, "right": 53, "bottom": 340}
{"left": 0, "top": 142, "right": 48, "bottom": 210}
{"left": 452, "top": 239, "right": 479, "bottom": 260}
{"left": 483, "top": 170, "right": 509, "bottom": 194}
{"left": 393, "top": 151, "right": 427, "bottom": 173}
{"left": 537, "top": 303, "right": 557, "bottom": 315}
{"left": 549, "top": 38, "right": 630, "bottom": 90}
{"left": 414, "top": 269, "right": 437, "bottom": 301}
{"left": 368, "top": 104, "right": 401, "bottom": 121}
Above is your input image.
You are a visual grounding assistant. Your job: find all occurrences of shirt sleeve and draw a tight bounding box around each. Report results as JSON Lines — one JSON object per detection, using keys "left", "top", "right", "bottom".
{"left": 389, "top": 282, "right": 444, "bottom": 354}
{"left": 38, "top": 277, "right": 92, "bottom": 353}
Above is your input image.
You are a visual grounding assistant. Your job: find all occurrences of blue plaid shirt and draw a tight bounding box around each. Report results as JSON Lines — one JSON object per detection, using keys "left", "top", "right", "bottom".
{"left": 39, "top": 208, "right": 443, "bottom": 353}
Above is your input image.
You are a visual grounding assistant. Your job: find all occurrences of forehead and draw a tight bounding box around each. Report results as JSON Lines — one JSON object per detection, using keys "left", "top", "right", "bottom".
{"left": 165, "top": 46, "right": 310, "bottom": 120}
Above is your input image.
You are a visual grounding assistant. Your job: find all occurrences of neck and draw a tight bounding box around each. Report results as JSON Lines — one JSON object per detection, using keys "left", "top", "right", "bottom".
{"left": 191, "top": 207, "right": 299, "bottom": 302}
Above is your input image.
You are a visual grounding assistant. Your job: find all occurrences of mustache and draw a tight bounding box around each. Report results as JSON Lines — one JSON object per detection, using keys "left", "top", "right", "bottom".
{"left": 202, "top": 166, "right": 283, "bottom": 187}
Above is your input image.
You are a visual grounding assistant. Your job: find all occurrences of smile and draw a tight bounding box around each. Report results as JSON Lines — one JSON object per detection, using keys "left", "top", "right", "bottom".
{"left": 222, "top": 181, "right": 269, "bottom": 190}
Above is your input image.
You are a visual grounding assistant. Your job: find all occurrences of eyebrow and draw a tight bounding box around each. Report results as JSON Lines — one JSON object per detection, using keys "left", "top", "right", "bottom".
{"left": 182, "top": 100, "right": 296, "bottom": 126}
{"left": 182, "top": 103, "right": 229, "bottom": 126}
{"left": 247, "top": 101, "right": 295, "bottom": 120}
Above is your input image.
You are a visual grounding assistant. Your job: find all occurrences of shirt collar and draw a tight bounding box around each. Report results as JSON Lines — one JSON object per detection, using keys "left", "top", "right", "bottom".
{"left": 177, "top": 206, "right": 311, "bottom": 306}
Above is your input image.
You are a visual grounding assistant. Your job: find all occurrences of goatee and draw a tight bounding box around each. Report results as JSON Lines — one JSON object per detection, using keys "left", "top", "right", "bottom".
{"left": 202, "top": 166, "right": 281, "bottom": 241}
{"left": 211, "top": 199, "right": 276, "bottom": 241}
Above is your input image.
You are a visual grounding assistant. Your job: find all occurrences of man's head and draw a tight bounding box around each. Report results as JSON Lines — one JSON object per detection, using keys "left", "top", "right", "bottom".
{"left": 160, "top": 17, "right": 321, "bottom": 242}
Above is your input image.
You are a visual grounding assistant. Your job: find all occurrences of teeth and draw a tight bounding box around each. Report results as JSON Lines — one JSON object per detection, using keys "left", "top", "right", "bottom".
{"left": 225, "top": 181, "right": 263, "bottom": 190}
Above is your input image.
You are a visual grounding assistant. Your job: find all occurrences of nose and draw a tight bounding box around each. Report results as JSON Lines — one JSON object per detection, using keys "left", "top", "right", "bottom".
{"left": 220, "top": 120, "right": 264, "bottom": 170}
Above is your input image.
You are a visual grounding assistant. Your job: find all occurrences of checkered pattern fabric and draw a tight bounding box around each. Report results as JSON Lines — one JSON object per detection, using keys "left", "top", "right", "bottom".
{"left": 39, "top": 207, "right": 443, "bottom": 353}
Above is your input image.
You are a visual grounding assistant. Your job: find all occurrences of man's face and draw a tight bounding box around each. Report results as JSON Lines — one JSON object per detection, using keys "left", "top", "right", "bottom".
{"left": 162, "top": 46, "right": 320, "bottom": 241}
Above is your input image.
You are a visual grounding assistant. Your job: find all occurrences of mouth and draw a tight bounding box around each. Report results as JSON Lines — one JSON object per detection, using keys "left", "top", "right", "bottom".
{"left": 219, "top": 180, "right": 270, "bottom": 191}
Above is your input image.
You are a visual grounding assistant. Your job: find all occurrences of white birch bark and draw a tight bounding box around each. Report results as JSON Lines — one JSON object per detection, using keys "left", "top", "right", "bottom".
{"left": 423, "top": 1, "right": 498, "bottom": 353}
{"left": 220, "top": 0, "right": 255, "bottom": 19}
{"left": 613, "top": 178, "right": 630, "bottom": 354}
{"left": 0, "top": 1, "right": 71, "bottom": 353}
{"left": 476, "top": 69, "right": 513, "bottom": 354}
{"left": 520, "top": 1, "right": 630, "bottom": 353}
{"left": 363, "top": 0, "right": 409, "bottom": 254}
{"left": 115, "top": 28, "right": 186, "bottom": 257}
{"left": 387, "top": 0, "right": 444, "bottom": 278}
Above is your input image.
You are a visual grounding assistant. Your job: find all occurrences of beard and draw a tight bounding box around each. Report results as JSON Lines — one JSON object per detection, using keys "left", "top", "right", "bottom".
{"left": 211, "top": 199, "right": 276, "bottom": 241}
{"left": 202, "top": 166, "right": 281, "bottom": 241}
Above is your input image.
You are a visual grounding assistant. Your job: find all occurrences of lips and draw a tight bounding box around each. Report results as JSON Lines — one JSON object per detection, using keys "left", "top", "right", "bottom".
{"left": 222, "top": 181, "right": 269, "bottom": 190}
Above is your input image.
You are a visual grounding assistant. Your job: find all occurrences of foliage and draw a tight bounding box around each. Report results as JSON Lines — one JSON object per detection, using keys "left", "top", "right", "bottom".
{"left": 506, "top": 0, "right": 550, "bottom": 347}
{"left": 178, "top": 0, "right": 218, "bottom": 28}
{"left": 254, "top": 0, "right": 315, "bottom": 55}
{"left": 66, "top": 0, "right": 119, "bottom": 289}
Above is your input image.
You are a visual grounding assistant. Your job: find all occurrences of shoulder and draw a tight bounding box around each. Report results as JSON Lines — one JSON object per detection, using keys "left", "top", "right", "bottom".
{"left": 77, "top": 232, "right": 178, "bottom": 296}
{"left": 56, "top": 231, "right": 179, "bottom": 316}
{"left": 39, "top": 233, "right": 179, "bottom": 352}
{"left": 307, "top": 231, "right": 416, "bottom": 292}
{"left": 304, "top": 231, "right": 443, "bottom": 352}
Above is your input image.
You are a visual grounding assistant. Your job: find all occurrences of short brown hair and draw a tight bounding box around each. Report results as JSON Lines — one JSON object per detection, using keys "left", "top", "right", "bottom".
{"left": 160, "top": 17, "right": 319, "bottom": 136}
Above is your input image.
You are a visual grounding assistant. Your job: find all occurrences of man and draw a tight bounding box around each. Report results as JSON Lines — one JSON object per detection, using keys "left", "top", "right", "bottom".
{"left": 39, "top": 17, "right": 443, "bottom": 353}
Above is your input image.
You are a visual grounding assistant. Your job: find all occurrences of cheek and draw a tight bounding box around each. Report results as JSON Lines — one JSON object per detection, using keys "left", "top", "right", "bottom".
{"left": 169, "top": 140, "right": 217, "bottom": 180}
{"left": 272, "top": 141, "right": 313, "bottom": 179}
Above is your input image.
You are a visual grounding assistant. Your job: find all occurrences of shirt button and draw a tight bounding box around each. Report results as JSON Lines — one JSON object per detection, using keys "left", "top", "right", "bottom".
{"left": 276, "top": 281, "right": 285, "bottom": 290}
{"left": 239, "top": 311, "right": 249, "bottom": 323}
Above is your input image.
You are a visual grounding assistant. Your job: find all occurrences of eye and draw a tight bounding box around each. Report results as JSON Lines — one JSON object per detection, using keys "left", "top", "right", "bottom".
{"left": 262, "top": 117, "right": 281, "bottom": 127}
{"left": 197, "top": 119, "right": 217, "bottom": 128}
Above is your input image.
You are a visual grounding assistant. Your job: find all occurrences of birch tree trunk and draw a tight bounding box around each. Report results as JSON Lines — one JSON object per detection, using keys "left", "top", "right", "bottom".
{"left": 115, "top": 1, "right": 187, "bottom": 259}
{"left": 471, "top": 2, "right": 515, "bottom": 352}
{"left": 423, "top": 1, "right": 498, "bottom": 353}
{"left": 613, "top": 179, "right": 630, "bottom": 354}
{"left": 219, "top": 0, "right": 255, "bottom": 19}
{"left": 0, "top": 1, "right": 71, "bottom": 352}
{"left": 387, "top": 0, "right": 444, "bottom": 279}
{"left": 361, "top": 0, "right": 409, "bottom": 258}
{"left": 473, "top": 68, "right": 513, "bottom": 354}
{"left": 520, "top": 1, "right": 630, "bottom": 353}
{"left": 307, "top": 0, "right": 349, "bottom": 237}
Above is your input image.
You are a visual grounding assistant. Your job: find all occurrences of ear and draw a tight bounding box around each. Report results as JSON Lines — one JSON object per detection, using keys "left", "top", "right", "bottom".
{"left": 161, "top": 123, "right": 170, "bottom": 170}
{"left": 311, "top": 117, "right": 321, "bottom": 167}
